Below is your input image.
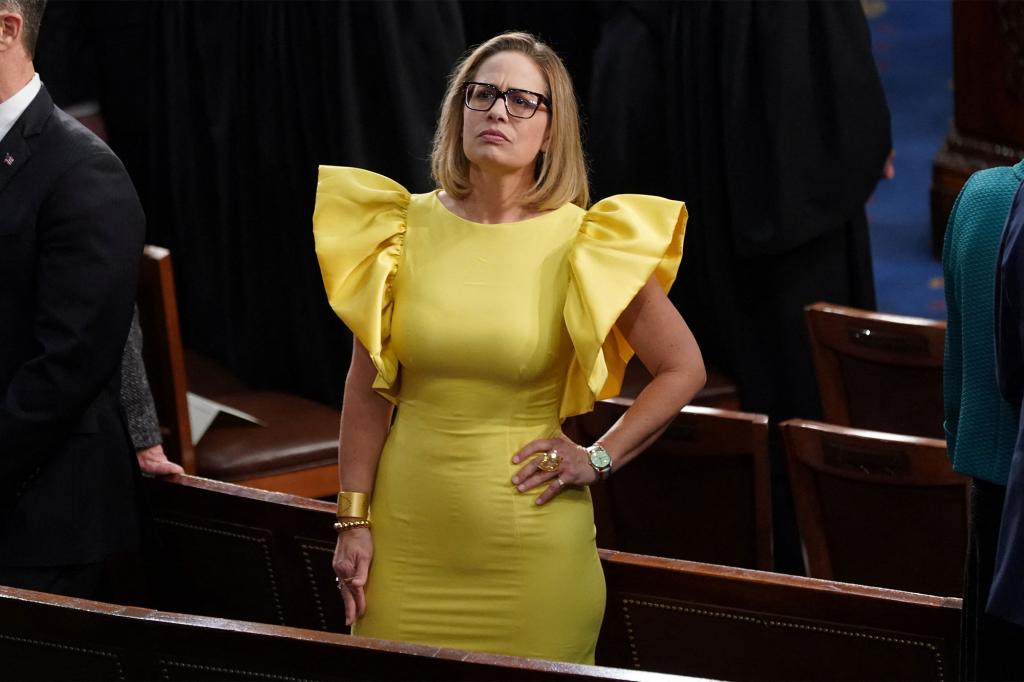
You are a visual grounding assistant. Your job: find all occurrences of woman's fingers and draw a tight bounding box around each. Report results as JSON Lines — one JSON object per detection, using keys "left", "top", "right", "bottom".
{"left": 511, "top": 435, "right": 597, "bottom": 503}
{"left": 516, "top": 459, "right": 589, "bottom": 504}
{"left": 335, "top": 559, "right": 364, "bottom": 624}
{"left": 516, "top": 468, "right": 559, "bottom": 493}
{"left": 511, "top": 437, "right": 569, "bottom": 485}
{"left": 333, "top": 531, "right": 373, "bottom": 625}
{"left": 339, "top": 580, "right": 366, "bottom": 623}
{"left": 535, "top": 477, "right": 567, "bottom": 505}
{"left": 511, "top": 438, "right": 558, "bottom": 465}
{"left": 351, "top": 551, "right": 371, "bottom": 618}
{"left": 352, "top": 585, "right": 367, "bottom": 620}
{"left": 511, "top": 456, "right": 539, "bottom": 486}
{"left": 339, "top": 580, "right": 357, "bottom": 625}
{"left": 335, "top": 560, "right": 361, "bottom": 624}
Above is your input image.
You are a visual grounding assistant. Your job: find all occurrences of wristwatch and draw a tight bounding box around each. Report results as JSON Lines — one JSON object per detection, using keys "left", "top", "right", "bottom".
{"left": 586, "top": 443, "right": 613, "bottom": 480}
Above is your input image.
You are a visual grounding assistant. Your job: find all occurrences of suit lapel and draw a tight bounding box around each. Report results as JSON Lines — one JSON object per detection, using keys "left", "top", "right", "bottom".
{"left": 0, "top": 86, "right": 51, "bottom": 198}
{"left": 0, "top": 133, "right": 31, "bottom": 196}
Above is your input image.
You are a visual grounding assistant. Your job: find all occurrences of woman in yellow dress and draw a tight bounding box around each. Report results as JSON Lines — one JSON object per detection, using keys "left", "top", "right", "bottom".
{"left": 313, "top": 32, "right": 705, "bottom": 664}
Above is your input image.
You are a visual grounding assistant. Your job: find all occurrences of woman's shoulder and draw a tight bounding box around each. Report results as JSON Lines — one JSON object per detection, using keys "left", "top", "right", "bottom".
{"left": 560, "top": 193, "right": 687, "bottom": 420}
{"left": 313, "top": 166, "right": 408, "bottom": 402}
{"left": 584, "top": 193, "right": 686, "bottom": 217}
{"left": 956, "top": 164, "right": 1024, "bottom": 216}
{"left": 317, "top": 165, "right": 411, "bottom": 202}
{"left": 312, "top": 165, "right": 408, "bottom": 288}
{"left": 314, "top": 166, "right": 411, "bottom": 240}
{"left": 575, "top": 194, "right": 687, "bottom": 246}
{"left": 947, "top": 165, "right": 1024, "bottom": 252}
{"left": 315, "top": 167, "right": 444, "bottom": 220}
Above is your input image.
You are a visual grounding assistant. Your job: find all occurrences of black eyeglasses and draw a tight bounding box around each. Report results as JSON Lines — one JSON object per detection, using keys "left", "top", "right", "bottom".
{"left": 463, "top": 81, "right": 551, "bottom": 119}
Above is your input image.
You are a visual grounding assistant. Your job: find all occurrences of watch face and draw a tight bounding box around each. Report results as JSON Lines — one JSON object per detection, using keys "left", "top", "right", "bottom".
{"left": 590, "top": 448, "right": 612, "bottom": 469}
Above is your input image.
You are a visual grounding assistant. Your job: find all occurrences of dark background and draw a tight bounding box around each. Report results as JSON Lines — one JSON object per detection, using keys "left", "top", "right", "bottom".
{"left": 36, "top": 1, "right": 603, "bottom": 407}
{"left": 34, "top": 0, "right": 888, "bottom": 429}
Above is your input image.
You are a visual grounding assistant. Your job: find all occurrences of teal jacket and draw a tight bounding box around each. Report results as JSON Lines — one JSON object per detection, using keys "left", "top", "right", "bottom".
{"left": 942, "top": 161, "right": 1024, "bottom": 485}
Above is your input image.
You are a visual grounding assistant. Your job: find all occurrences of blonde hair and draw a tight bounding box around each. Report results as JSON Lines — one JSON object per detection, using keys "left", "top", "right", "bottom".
{"left": 431, "top": 32, "right": 589, "bottom": 210}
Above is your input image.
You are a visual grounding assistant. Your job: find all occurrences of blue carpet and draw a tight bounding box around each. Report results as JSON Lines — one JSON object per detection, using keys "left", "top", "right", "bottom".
{"left": 865, "top": 0, "right": 951, "bottom": 320}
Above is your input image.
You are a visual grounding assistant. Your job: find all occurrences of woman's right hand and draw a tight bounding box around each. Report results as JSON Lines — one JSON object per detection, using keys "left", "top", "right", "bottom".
{"left": 332, "top": 527, "right": 373, "bottom": 626}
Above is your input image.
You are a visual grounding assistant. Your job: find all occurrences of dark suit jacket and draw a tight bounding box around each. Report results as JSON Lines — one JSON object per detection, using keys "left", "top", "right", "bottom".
{"left": 990, "top": 179, "right": 1024, "bottom": 626}
{"left": 0, "top": 85, "right": 143, "bottom": 566}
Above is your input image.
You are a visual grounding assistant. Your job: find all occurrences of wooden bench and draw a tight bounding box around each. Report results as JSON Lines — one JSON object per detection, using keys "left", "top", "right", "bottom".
{"left": 139, "top": 475, "right": 961, "bottom": 681}
{"left": 598, "top": 552, "right": 960, "bottom": 680}
{"left": 0, "top": 585, "right": 681, "bottom": 681}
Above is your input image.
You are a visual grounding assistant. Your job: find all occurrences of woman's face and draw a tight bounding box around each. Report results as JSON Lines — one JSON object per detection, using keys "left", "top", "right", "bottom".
{"left": 462, "top": 51, "right": 550, "bottom": 179}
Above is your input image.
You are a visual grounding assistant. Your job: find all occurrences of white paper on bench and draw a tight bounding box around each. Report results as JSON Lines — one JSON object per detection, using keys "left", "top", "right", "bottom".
{"left": 187, "top": 391, "right": 267, "bottom": 445}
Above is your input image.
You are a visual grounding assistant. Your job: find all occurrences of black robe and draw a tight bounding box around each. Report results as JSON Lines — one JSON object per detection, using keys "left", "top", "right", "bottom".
{"left": 589, "top": 0, "right": 891, "bottom": 423}
{"left": 36, "top": 1, "right": 467, "bottom": 406}
{"left": 588, "top": 1, "right": 891, "bottom": 573}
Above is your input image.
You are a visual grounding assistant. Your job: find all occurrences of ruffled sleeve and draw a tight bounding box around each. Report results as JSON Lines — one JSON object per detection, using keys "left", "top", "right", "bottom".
{"left": 313, "top": 166, "right": 409, "bottom": 403}
{"left": 561, "top": 195, "right": 687, "bottom": 419}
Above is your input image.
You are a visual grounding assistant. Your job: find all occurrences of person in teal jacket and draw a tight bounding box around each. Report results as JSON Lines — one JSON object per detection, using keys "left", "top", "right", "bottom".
{"left": 943, "top": 159, "right": 1024, "bottom": 680}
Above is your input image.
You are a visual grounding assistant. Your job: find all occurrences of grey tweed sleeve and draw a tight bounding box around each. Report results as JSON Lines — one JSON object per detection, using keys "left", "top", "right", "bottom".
{"left": 120, "top": 306, "right": 163, "bottom": 449}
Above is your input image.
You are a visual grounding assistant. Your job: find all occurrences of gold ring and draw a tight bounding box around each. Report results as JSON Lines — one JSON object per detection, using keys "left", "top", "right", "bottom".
{"left": 536, "top": 449, "right": 562, "bottom": 472}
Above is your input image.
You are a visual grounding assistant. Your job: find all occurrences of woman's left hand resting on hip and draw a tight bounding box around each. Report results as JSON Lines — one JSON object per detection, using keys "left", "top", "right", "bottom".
{"left": 512, "top": 275, "right": 706, "bottom": 505}
{"left": 512, "top": 437, "right": 597, "bottom": 504}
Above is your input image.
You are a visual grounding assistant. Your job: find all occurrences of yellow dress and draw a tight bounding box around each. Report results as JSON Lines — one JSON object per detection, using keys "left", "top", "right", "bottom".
{"left": 313, "top": 166, "right": 686, "bottom": 663}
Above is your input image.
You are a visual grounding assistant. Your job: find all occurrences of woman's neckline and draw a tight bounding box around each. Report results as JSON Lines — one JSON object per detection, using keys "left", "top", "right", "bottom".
{"left": 431, "top": 190, "right": 571, "bottom": 227}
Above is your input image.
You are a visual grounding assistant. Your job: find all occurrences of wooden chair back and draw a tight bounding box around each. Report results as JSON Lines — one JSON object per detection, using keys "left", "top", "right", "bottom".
{"left": 138, "top": 475, "right": 960, "bottom": 681}
{"left": 570, "top": 399, "right": 772, "bottom": 570}
{"left": 780, "top": 419, "right": 969, "bottom": 596}
{"left": 804, "top": 302, "right": 946, "bottom": 438}
{"left": 136, "top": 247, "right": 340, "bottom": 498}
{"left": 621, "top": 358, "right": 741, "bottom": 411}
{"left": 0, "top": 585, "right": 662, "bottom": 681}
{"left": 136, "top": 245, "right": 195, "bottom": 473}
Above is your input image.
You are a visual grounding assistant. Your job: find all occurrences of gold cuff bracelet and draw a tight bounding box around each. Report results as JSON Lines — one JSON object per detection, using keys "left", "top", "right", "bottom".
{"left": 336, "top": 491, "right": 370, "bottom": 520}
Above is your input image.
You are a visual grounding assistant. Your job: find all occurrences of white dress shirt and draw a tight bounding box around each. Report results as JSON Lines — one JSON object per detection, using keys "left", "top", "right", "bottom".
{"left": 0, "top": 73, "right": 41, "bottom": 144}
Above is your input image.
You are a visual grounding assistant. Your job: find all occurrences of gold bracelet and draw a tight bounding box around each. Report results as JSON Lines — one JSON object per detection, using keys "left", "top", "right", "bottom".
{"left": 336, "top": 491, "right": 370, "bottom": 520}
{"left": 334, "top": 520, "right": 371, "bottom": 533}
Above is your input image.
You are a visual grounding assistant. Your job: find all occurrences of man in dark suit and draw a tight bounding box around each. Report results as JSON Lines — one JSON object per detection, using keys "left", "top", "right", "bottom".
{"left": 0, "top": 0, "right": 145, "bottom": 598}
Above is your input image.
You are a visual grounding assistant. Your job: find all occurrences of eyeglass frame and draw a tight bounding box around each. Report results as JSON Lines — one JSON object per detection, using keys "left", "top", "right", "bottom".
{"left": 462, "top": 81, "right": 552, "bottom": 119}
